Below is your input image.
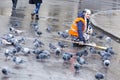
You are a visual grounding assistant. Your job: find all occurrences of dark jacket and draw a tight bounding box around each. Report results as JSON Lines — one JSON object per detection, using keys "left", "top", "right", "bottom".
{"left": 29, "top": 0, "right": 42, "bottom": 4}
{"left": 77, "top": 11, "right": 89, "bottom": 42}
{"left": 34, "top": 0, "right": 42, "bottom": 3}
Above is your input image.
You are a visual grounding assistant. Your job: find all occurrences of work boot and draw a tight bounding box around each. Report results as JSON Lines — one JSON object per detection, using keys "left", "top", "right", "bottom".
{"left": 35, "top": 15, "right": 39, "bottom": 20}
{"left": 31, "top": 13, "right": 35, "bottom": 19}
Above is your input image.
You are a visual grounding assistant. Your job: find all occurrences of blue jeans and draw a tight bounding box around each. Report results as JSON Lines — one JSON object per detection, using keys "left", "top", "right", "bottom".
{"left": 33, "top": 3, "right": 41, "bottom": 14}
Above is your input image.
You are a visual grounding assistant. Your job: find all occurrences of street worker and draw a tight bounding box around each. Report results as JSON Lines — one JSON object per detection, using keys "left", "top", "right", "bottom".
{"left": 29, "top": 0, "right": 43, "bottom": 20}
{"left": 68, "top": 9, "right": 93, "bottom": 46}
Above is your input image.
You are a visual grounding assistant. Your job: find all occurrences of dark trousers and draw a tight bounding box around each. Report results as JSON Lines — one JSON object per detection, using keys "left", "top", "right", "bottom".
{"left": 12, "top": 0, "right": 18, "bottom": 9}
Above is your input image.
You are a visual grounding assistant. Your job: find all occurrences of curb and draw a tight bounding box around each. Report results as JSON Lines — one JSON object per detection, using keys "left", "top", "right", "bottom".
{"left": 90, "top": 10, "right": 120, "bottom": 43}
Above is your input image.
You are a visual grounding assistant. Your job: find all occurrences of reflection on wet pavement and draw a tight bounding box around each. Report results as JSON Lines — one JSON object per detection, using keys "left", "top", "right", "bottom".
{"left": 0, "top": 8, "right": 11, "bottom": 16}
{"left": 0, "top": 0, "right": 120, "bottom": 80}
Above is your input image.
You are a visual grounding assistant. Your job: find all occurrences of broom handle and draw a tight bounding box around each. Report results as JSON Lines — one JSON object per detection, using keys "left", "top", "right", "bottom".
{"left": 53, "top": 38, "right": 107, "bottom": 50}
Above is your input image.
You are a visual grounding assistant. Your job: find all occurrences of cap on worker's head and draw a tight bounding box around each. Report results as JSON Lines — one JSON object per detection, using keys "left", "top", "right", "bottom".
{"left": 84, "top": 9, "right": 91, "bottom": 15}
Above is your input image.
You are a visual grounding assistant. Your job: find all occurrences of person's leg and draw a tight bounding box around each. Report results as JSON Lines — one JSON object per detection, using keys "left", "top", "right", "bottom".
{"left": 35, "top": 3, "right": 41, "bottom": 14}
{"left": 12, "top": 0, "right": 18, "bottom": 10}
{"left": 35, "top": 3, "right": 41, "bottom": 20}
{"left": 31, "top": 3, "right": 41, "bottom": 20}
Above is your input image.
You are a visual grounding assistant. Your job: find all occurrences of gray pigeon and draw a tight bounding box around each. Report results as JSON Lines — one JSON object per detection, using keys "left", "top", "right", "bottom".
{"left": 21, "top": 47, "right": 31, "bottom": 56}
{"left": 36, "top": 50, "right": 50, "bottom": 61}
{"left": 3, "top": 34, "right": 14, "bottom": 41}
{"left": 32, "top": 49, "right": 43, "bottom": 55}
{"left": 12, "top": 57, "right": 24, "bottom": 65}
{"left": 35, "top": 31, "right": 42, "bottom": 36}
{"left": 54, "top": 47, "right": 62, "bottom": 56}
{"left": 58, "top": 41, "right": 68, "bottom": 48}
{"left": 57, "top": 31, "right": 69, "bottom": 38}
{"left": 96, "top": 34, "right": 104, "bottom": 40}
{"left": 103, "top": 59, "right": 110, "bottom": 68}
{"left": 33, "top": 25, "right": 39, "bottom": 31}
{"left": 76, "top": 49, "right": 88, "bottom": 57}
{"left": 49, "top": 43, "right": 56, "bottom": 50}
{"left": 46, "top": 26, "right": 53, "bottom": 33}
{"left": 98, "top": 51, "right": 111, "bottom": 60}
{"left": 105, "top": 47, "right": 115, "bottom": 55}
{"left": 62, "top": 52, "right": 73, "bottom": 63}
{"left": 89, "top": 47, "right": 97, "bottom": 54}
{"left": 33, "top": 39, "right": 44, "bottom": 48}
{"left": 14, "top": 44, "right": 22, "bottom": 53}
{"left": 1, "top": 67, "right": 11, "bottom": 75}
{"left": 10, "top": 38, "right": 19, "bottom": 46}
{"left": 74, "top": 62, "right": 81, "bottom": 73}
{"left": 76, "top": 57, "right": 88, "bottom": 65}
{"left": 105, "top": 36, "right": 112, "bottom": 44}
{"left": 4, "top": 49, "right": 13, "bottom": 60}
{"left": 95, "top": 72, "right": 104, "bottom": 80}
{"left": 18, "top": 37, "right": 25, "bottom": 44}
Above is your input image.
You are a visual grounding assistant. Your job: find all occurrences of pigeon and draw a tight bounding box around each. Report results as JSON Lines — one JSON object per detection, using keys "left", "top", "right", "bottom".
{"left": 14, "top": 29, "right": 24, "bottom": 35}
{"left": 105, "top": 37, "right": 112, "bottom": 43}
{"left": 57, "top": 31, "right": 69, "bottom": 38}
{"left": 62, "top": 52, "right": 73, "bottom": 62}
{"left": 74, "top": 62, "right": 81, "bottom": 73}
{"left": 49, "top": 43, "right": 56, "bottom": 50}
{"left": 12, "top": 57, "right": 24, "bottom": 65}
{"left": 32, "top": 49, "right": 43, "bottom": 55}
{"left": 1, "top": 39, "right": 11, "bottom": 45}
{"left": 76, "top": 57, "right": 87, "bottom": 65}
{"left": 98, "top": 51, "right": 111, "bottom": 60}
{"left": 10, "top": 38, "right": 19, "bottom": 46}
{"left": 35, "top": 31, "right": 42, "bottom": 36}
{"left": 9, "top": 27, "right": 23, "bottom": 35}
{"left": 96, "top": 34, "right": 104, "bottom": 40}
{"left": 14, "top": 44, "right": 22, "bottom": 53}
{"left": 58, "top": 41, "right": 68, "bottom": 48}
{"left": 76, "top": 49, "right": 88, "bottom": 57}
{"left": 33, "top": 39, "right": 44, "bottom": 48}
{"left": 42, "top": 50, "right": 51, "bottom": 56}
{"left": 36, "top": 50, "right": 50, "bottom": 61}
{"left": 33, "top": 25, "right": 39, "bottom": 31}
{"left": 13, "top": 22, "right": 20, "bottom": 28}
{"left": 105, "top": 47, "right": 115, "bottom": 55}
{"left": 92, "top": 32, "right": 97, "bottom": 36}
{"left": 3, "top": 34, "right": 14, "bottom": 41}
{"left": 103, "top": 59, "right": 110, "bottom": 67}
{"left": 21, "top": 48, "right": 31, "bottom": 56}
{"left": 54, "top": 47, "right": 62, "bottom": 56}
{"left": 4, "top": 49, "right": 13, "bottom": 60}
{"left": 36, "top": 53, "right": 49, "bottom": 60}
{"left": 89, "top": 47, "right": 97, "bottom": 54}
{"left": 46, "top": 26, "right": 53, "bottom": 33}
{"left": 10, "top": 48, "right": 17, "bottom": 56}
{"left": 1, "top": 67, "right": 11, "bottom": 75}
{"left": 18, "top": 37, "right": 25, "bottom": 44}
{"left": 9, "top": 27, "right": 15, "bottom": 32}
{"left": 95, "top": 72, "right": 104, "bottom": 80}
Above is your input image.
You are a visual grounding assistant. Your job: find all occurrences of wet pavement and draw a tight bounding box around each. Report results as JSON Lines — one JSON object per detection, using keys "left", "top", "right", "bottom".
{"left": 78, "top": 0, "right": 120, "bottom": 42}
{"left": 91, "top": 10, "right": 120, "bottom": 41}
{"left": 0, "top": 0, "right": 120, "bottom": 80}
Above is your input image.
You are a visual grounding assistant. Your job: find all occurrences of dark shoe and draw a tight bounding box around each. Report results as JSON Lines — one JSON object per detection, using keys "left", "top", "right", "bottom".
{"left": 35, "top": 15, "right": 39, "bottom": 20}
{"left": 31, "top": 13, "right": 35, "bottom": 19}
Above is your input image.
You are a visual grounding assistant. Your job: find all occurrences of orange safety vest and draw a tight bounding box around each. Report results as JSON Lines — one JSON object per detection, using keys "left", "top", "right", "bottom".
{"left": 68, "top": 17, "right": 85, "bottom": 37}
